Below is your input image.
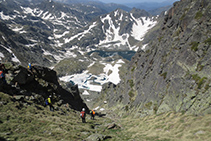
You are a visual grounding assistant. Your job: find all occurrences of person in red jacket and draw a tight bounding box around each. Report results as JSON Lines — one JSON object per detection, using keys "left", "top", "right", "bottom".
{"left": 0, "top": 70, "right": 6, "bottom": 84}
{"left": 80, "top": 108, "right": 86, "bottom": 123}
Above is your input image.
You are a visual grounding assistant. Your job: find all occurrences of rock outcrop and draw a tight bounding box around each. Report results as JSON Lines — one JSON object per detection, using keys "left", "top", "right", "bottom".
{"left": 0, "top": 63, "right": 88, "bottom": 111}
{"left": 100, "top": 0, "right": 211, "bottom": 116}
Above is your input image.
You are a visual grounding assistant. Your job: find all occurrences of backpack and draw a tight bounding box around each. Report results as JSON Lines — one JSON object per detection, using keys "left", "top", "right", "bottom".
{"left": 48, "top": 97, "right": 51, "bottom": 104}
{"left": 90, "top": 110, "right": 95, "bottom": 115}
{"left": 45, "top": 99, "right": 48, "bottom": 105}
{"left": 80, "top": 111, "right": 85, "bottom": 118}
{"left": 0, "top": 71, "right": 3, "bottom": 78}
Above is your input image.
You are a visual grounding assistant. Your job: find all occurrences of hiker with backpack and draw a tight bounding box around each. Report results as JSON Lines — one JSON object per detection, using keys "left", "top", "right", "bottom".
{"left": 27, "top": 63, "right": 34, "bottom": 74}
{"left": 0, "top": 70, "right": 6, "bottom": 83}
{"left": 0, "top": 63, "right": 7, "bottom": 84}
{"left": 90, "top": 109, "right": 95, "bottom": 120}
{"left": 80, "top": 108, "right": 86, "bottom": 123}
{"left": 0, "top": 70, "right": 6, "bottom": 84}
{"left": 47, "top": 95, "right": 54, "bottom": 111}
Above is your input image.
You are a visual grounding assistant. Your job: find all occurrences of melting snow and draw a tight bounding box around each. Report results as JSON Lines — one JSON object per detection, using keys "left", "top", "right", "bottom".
{"left": 131, "top": 15, "right": 157, "bottom": 41}
{"left": 54, "top": 31, "right": 70, "bottom": 39}
{"left": 99, "top": 14, "right": 129, "bottom": 47}
{"left": 0, "top": 52, "right": 4, "bottom": 58}
{"left": 0, "top": 45, "right": 20, "bottom": 63}
{"left": 142, "top": 44, "right": 148, "bottom": 50}
{"left": 12, "top": 27, "right": 23, "bottom": 32}
{"left": 64, "top": 22, "right": 97, "bottom": 43}
{"left": 59, "top": 59, "right": 125, "bottom": 92}
{"left": 0, "top": 11, "right": 14, "bottom": 20}
{"left": 82, "top": 90, "right": 90, "bottom": 95}
{"left": 21, "top": 6, "right": 35, "bottom": 16}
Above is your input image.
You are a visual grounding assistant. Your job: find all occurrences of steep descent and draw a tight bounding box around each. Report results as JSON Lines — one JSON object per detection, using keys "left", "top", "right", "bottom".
{"left": 99, "top": 0, "right": 211, "bottom": 116}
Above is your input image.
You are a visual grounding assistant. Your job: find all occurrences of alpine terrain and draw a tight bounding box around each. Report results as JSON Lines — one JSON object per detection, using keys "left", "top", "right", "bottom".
{"left": 0, "top": 0, "right": 211, "bottom": 140}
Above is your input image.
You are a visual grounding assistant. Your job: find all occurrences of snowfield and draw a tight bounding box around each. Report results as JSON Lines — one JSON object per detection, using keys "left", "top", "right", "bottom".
{"left": 59, "top": 59, "right": 125, "bottom": 92}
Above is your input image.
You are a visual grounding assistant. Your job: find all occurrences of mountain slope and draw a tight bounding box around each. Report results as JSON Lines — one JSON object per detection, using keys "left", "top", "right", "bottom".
{"left": 0, "top": 0, "right": 158, "bottom": 68}
{"left": 98, "top": 0, "right": 211, "bottom": 116}
{"left": 0, "top": 0, "right": 106, "bottom": 66}
{"left": 65, "top": 8, "right": 157, "bottom": 51}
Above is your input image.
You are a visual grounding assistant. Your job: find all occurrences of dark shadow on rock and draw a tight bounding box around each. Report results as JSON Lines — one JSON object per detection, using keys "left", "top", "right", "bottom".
{"left": 4, "top": 64, "right": 89, "bottom": 112}
{"left": 0, "top": 137, "right": 6, "bottom": 141}
{"left": 104, "top": 136, "right": 112, "bottom": 140}
{"left": 96, "top": 113, "right": 106, "bottom": 117}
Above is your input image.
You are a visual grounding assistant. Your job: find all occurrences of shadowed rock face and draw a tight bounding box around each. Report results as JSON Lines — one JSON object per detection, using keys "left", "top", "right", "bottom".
{"left": 101, "top": 0, "right": 211, "bottom": 116}
{"left": 0, "top": 64, "right": 88, "bottom": 111}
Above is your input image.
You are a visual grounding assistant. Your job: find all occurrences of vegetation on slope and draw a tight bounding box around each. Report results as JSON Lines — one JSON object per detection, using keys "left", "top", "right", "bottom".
{"left": 1, "top": 92, "right": 211, "bottom": 141}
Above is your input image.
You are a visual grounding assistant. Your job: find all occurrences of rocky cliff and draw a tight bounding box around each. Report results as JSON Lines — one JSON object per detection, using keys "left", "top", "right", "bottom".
{"left": 99, "top": 0, "right": 211, "bottom": 117}
{"left": 0, "top": 63, "right": 88, "bottom": 111}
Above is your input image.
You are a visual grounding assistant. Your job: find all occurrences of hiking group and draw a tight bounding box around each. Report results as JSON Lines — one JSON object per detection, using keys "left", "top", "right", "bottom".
{"left": 80, "top": 108, "right": 95, "bottom": 123}
{"left": 1, "top": 62, "right": 96, "bottom": 123}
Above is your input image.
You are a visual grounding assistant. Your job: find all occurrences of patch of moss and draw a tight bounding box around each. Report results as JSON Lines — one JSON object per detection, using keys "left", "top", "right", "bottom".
{"left": 203, "top": 83, "right": 210, "bottom": 93}
{"left": 192, "top": 74, "right": 207, "bottom": 89}
{"left": 198, "top": 77, "right": 207, "bottom": 89}
{"left": 192, "top": 74, "right": 201, "bottom": 82}
{"left": 174, "top": 27, "right": 182, "bottom": 37}
{"left": 131, "top": 66, "right": 136, "bottom": 72}
{"left": 158, "top": 36, "right": 164, "bottom": 42}
{"left": 190, "top": 42, "right": 199, "bottom": 52}
{"left": 180, "top": 13, "right": 186, "bottom": 21}
{"left": 195, "top": 11, "right": 203, "bottom": 20}
{"left": 125, "top": 105, "right": 129, "bottom": 111}
{"left": 204, "top": 37, "right": 211, "bottom": 45}
{"left": 128, "top": 79, "right": 134, "bottom": 88}
{"left": 128, "top": 90, "right": 134, "bottom": 99}
{"left": 153, "top": 104, "right": 158, "bottom": 114}
{"left": 145, "top": 101, "right": 153, "bottom": 110}
{"left": 161, "top": 72, "right": 167, "bottom": 79}
{"left": 196, "top": 63, "right": 204, "bottom": 71}
{"left": 146, "top": 49, "right": 151, "bottom": 54}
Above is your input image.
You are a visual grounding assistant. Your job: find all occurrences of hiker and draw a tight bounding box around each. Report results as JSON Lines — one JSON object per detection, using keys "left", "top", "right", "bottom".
{"left": 27, "top": 63, "right": 33, "bottom": 74}
{"left": 90, "top": 109, "right": 95, "bottom": 120}
{"left": 47, "top": 95, "right": 54, "bottom": 111}
{"left": 0, "top": 70, "right": 6, "bottom": 84}
{"left": 80, "top": 108, "right": 86, "bottom": 123}
{"left": 28, "top": 63, "right": 32, "bottom": 70}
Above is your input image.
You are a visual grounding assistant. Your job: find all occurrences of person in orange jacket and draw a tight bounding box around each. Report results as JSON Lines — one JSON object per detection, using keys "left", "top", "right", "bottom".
{"left": 90, "top": 109, "right": 95, "bottom": 120}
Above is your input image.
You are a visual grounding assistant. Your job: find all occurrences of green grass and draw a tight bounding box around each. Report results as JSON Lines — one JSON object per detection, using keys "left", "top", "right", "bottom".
{"left": 121, "top": 112, "right": 211, "bottom": 141}
{"left": 1, "top": 93, "right": 211, "bottom": 141}
{"left": 0, "top": 93, "right": 125, "bottom": 141}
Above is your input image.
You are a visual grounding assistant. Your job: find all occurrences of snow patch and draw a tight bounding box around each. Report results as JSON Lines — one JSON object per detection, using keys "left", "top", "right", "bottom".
{"left": 0, "top": 11, "right": 14, "bottom": 20}
{"left": 0, "top": 52, "right": 4, "bottom": 58}
{"left": 131, "top": 15, "right": 157, "bottom": 41}
{"left": 59, "top": 59, "right": 125, "bottom": 92}
{"left": 82, "top": 90, "right": 90, "bottom": 95}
